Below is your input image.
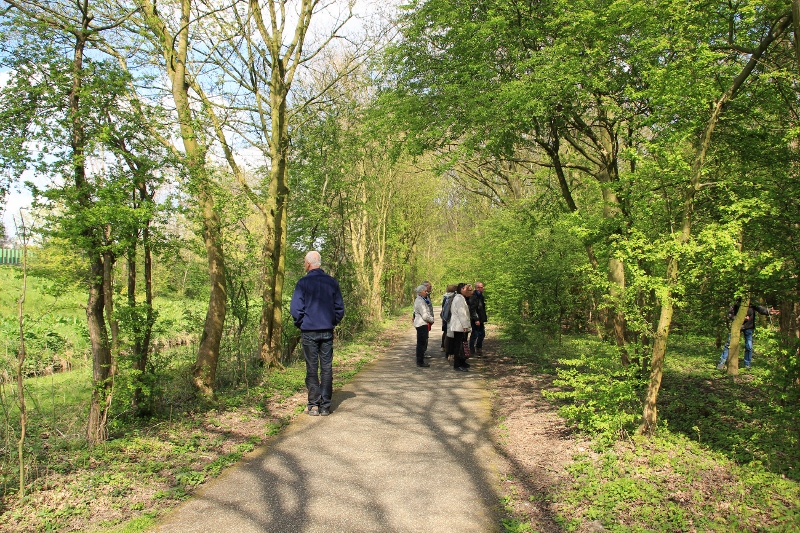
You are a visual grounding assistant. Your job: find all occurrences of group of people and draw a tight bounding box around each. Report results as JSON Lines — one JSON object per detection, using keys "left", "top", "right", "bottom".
{"left": 288, "top": 249, "right": 490, "bottom": 418}
{"left": 413, "top": 281, "right": 487, "bottom": 372}
{"left": 279, "top": 250, "right": 783, "bottom": 418}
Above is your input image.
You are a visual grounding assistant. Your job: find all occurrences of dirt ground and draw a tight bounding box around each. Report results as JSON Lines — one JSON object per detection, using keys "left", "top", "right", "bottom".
{"left": 480, "top": 326, "right": 591, "bottom": 533}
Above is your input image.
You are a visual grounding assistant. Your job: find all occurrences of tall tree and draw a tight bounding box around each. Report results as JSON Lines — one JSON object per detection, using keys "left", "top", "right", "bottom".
{"left": 0, "top": 0, "right": 133, "bottom": 443}
{"left": 134, "top": 0, "right": 228, "bottom": 396}
{"left": 638, "top": 9, "right": 793, "bottom": 434}
{"left": 197, "top": 0, "right": 372, "bottom": 367}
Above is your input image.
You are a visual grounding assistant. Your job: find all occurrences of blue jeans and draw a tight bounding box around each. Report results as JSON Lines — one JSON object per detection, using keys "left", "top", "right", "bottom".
{"left": 301, "top": 330, "right": 334, "bottom": 410}
{"left": 719, "top": 328, "right": 754, "bottom": 368}
{"left": 469, "top": 324, "right": 485, "bottom": 351}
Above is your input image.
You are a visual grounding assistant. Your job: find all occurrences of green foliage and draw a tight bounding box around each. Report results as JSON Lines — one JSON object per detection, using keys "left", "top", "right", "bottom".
{"left": 543, "top": 338, "right": 645, "bottom": 446}
{"left": 559, "top": 434, "right": 800, "bottom": 532}
{"left": 501, "top": 517, "right": 533, "bottom": 533}
{"left": 657, "top": 335, "right": 800, "bottom": 481}
{"left": 501, "top": 327, "right": 800, "bottom": 531}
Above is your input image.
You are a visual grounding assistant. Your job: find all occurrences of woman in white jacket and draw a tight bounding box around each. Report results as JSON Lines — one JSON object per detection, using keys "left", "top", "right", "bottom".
{"left": 447, "top": 283, "right": 473, "bottom": 371}
{"left": 413, "top": 284, "right": 435, "bottom": 367}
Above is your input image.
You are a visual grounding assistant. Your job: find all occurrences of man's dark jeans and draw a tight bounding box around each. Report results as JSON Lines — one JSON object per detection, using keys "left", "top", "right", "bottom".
{"left": 302, "top": 330, "right": 334, "bottom": 410}
{"left": 469, "top": 324, "right": 485, "bottom": 351}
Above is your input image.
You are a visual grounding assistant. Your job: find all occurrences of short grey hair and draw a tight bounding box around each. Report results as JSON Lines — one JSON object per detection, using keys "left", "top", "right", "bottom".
{"left": 415, "top": 284, "right": 428, "bottom": 295}
{"left": 305, "top": 251, "right": 322, "bottom": 268}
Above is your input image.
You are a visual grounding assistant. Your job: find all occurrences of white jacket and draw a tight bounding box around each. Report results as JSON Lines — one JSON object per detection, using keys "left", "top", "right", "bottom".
{"left": 413, "top": 295, "right": 435, "bottom": 327}
{"left": 447, "top": 293, "right": 471, "bottom": 336}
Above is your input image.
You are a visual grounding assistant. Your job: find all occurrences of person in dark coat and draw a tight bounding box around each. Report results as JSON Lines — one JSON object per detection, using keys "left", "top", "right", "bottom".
{"left": 468, "top": 282, "right": 487, "bottom": 356}
{"left": 290, "top": 251, "right": 345, "bottom": 416}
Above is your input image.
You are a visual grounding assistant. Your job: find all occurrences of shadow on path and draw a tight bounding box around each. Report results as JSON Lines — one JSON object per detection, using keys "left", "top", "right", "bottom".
{"left": 151, "top": 320, "right": 502, "bottom": 533}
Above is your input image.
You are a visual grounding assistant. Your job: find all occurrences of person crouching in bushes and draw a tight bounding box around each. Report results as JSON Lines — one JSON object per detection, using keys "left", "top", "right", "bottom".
{"left": 413, "top": 284, "right": 435, "bottom": 367}
{"left": 447, "top": 283, "right": 473, "bottom": 372}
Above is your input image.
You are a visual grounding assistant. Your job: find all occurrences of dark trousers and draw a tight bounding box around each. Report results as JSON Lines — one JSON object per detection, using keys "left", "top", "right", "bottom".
{"left": 416, "top": 325, "right": 429, "bottom": 364}
{"left": 470, "top": 324, "right": 485, "bottom": 350}
{"left": 452, "top": 331, "right": 468, "bottom": 368}
{"left": 301, "top": 330, "right": 334, "bottom": 410}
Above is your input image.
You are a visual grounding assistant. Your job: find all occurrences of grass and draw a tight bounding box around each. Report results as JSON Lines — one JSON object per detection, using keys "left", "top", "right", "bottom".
{"left": 0, "top": 310, "right": 393, "bottom": 532}
{"left": 0, "top": 267, "right": 207, "bottom": 379}
{"left": 496, "top": 328, "right": 800, "bottom": 532}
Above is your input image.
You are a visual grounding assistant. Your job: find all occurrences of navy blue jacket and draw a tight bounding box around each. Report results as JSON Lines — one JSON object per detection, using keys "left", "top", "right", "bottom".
{"left": 290, "top": 268, "right": 345, "bottom": 331}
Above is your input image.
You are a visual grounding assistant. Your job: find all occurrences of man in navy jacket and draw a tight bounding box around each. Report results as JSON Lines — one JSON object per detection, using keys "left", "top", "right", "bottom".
{"left": 290, "top": 251, "right": 345, "bottom": 416}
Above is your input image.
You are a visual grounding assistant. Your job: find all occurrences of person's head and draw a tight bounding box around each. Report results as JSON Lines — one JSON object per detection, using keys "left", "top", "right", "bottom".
{"left": 446, "top": 284, "right": 457, "bottom": 293}
{"left": 423, "top": 280, "right": 432, "bottom": 294}
{"left": 475, "top": 282, "right": 484, "bottom": 293}
{"left": 304, "top": 251, "right": 322, "bottom": 272}
{"left": 415, "top": 284, "right": 429, "bottom": 297}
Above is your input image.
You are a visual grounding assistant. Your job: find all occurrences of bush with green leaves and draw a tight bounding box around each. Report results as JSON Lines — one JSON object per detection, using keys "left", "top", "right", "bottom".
{"left": 543, "top": 338, "right": 646, "bottom": 446}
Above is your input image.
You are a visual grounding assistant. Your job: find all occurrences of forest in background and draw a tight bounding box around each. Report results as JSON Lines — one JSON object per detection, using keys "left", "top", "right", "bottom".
{"left": 0, "top": 0, "right": 799, "bottom": 530}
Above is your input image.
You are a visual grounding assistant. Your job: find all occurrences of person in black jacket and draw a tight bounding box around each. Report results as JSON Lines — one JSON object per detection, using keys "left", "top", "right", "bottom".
{"left": 717, "top": 297, "right": 777, "bottom": 370}
{"left": 468, "top": 282, "right": 487, "bottom": 356}
{"left": 290, "top": 251, "right": 345, "bottom": 416}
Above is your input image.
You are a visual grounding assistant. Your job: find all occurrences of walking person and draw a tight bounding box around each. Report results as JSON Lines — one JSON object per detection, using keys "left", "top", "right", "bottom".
{"left": 290, "top": 251, "right": 345, "bottom": 416}
{"left": 413, "top": 284, "right": 435, "bottom": 367}
{"left": 717, "top": 297, "right": 778, "bottom": 370}
{"left": 469, "top": 281, "right": 487, "bottom": 356}
{"left": 448, "top": 283, "right": 473, "bottom": 372}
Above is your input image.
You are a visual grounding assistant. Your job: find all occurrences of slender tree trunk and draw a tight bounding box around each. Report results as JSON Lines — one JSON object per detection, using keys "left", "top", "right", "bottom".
{"left": 87, "top": 255, "right": 113, "bottom": 444}
{"left": 259, "top": 80, "right": 290, "bottom": 368}
{"left": 544, "top": 131, "right": 602, "bottom": 336}
{"left": 64, "top": 24, "right": 114, "bottom": 445}
{"left": 638, "top": 258, "right": 676, "bottom": 436}
{"left": 103, "top": 231, "right": 119, "bottom": 356}
{"left": 194, "top": 187, "right": 227, "bottom": 395}
{"left": 597, "top": 123, "right": 629, "bottom": 366}
{"left": 725, "top": 298, "right": 750, "bottom": 376}
{"left": 16, "top": 216, "right": 28, "bottom": 498}
{"left": 127, "top": 243, "right": 143, "bottom": 411}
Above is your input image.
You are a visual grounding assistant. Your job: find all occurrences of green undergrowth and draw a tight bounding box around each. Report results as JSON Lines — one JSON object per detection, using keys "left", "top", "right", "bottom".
{"left": 0, "top": 312, "right": 393, "bottom": 532}
{"left": 497, "top": 328, "right": 800, "bottom": 532}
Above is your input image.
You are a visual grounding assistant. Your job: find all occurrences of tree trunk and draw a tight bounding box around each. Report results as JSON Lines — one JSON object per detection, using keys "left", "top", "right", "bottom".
{"left": 639, "top": 258, "right": 677, "bottom": 435}
{"left": 65, "top": 25, "right": 114, "bottom": 445}
{"left": 103, "top": 236, "right": 119, "bottom": 356}
{"left": 193, "top": 188, "right": 227, "bottom": 395}
{"left": 139, "top": 0, "right": 227, "bottom": 396}
{"left": 597, "top": 146, "right": 629, "bottom": 366}
{"left": 726, "top": 298, "right": 750, "bottom": 376}
{"left": 87, "top": 255, "right": 113, "bottom": 444}
{"left": 16, "top": 220, "right": 28, "bottom": 498}
{"left": 259, "top": 77, "right": 290, "bottom": 368}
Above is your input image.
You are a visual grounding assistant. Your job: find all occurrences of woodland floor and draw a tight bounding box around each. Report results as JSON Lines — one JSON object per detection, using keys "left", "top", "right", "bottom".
{"left": 5, "top": 317, "right": 759, "bottom": 532}
{"left": 480, "top": 327, "right": 594, "bottom": 533}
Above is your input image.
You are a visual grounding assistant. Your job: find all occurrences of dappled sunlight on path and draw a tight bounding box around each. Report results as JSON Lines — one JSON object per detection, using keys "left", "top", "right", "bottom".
{"left": 151, "top": 320, "right": 501, "bottom": 532}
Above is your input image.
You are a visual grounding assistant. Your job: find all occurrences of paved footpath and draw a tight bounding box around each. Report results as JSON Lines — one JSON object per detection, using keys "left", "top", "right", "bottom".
{"left": 151, "top": 324, "right": 501, "bottom": 532}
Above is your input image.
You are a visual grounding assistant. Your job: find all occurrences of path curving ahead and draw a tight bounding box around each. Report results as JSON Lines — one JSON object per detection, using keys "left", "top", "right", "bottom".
{"left": 151, "top": 323, "right": 501, "bottom": 532}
